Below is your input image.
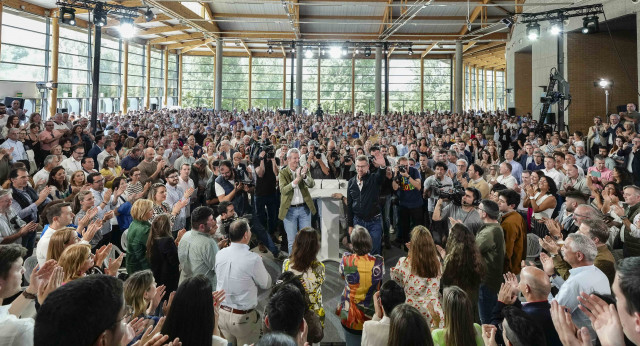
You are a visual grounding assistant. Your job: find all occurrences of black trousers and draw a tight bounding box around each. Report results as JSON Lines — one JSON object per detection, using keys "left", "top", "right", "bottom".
{"left": 398, "top": 205, "right": 424, "bottom": 244}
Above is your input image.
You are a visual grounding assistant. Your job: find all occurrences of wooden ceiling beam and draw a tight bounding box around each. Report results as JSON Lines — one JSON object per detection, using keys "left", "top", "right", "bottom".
{"left": 166, "top": 37, "right": 214, "bottom": 50}
{"left": 421, "top": 42, "right": 437, "bottom": 58}
{"left": 459, "top": 0, "right": 491, "bottom": 36}
{"left": 140, "top": 24, "right": 191, "bottom": 35}
{"left": 464, "top": 41, "right": 504, "bottom": 55}
{"left": 148, "top": 32, "right": 204, "bottom": 44}
{"left": 146, "top": 0, "right": 220, "bottom": 36}
{"left": 463, "top": 41, "right": 477, "bottom": 52}
{"left": 239, "top": 39, "right": 252, "bottom": 56}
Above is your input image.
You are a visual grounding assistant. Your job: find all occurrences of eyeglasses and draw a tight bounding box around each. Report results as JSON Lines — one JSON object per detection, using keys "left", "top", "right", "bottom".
{"left": 167, "top": 175, "right": 178, "bottom": 179}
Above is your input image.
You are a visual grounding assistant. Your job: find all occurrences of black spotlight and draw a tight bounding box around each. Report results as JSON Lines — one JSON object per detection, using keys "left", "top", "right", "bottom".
{"left": 500, "top": 17, "right": 514, "bottom": 29}
{"left": 582, "top": 16, "right": 599, "bottom": 34}
{"left": 144, "top": 7, "right": 155, "bottom": 22}
{"left": 268, "top": 45, "right": 273, "bottom": 54}
{"left": 60, "top": 7, "right": 76, "bottom": 26}
{"left": 408, "top": 47, "right": 413, "bottom": 55}
{"left": 364, "top": 47, "right": 371, "bottom": 57}
{"left": 93, "top": 8, "right": 107, "bottom": 27}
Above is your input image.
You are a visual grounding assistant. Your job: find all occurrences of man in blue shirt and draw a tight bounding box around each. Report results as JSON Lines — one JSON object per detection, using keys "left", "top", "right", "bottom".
{"left": 120, "top": 148, "right": 141, "bottom": 175}
{"left": 391, "top": 156, "right": 423, "bottom": 247}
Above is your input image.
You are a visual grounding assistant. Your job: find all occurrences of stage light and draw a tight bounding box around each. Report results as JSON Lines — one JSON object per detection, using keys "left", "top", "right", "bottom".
{"left": 144, "top": 7, "right": 155, "bottom": 22}
{"left": 550, "top": 21, "right": 562, "bottom": 35}
{"left": 355, "top": 48, "right": 360, "bottom": 54}
{"left": 93, "top": 8, "right": 107, "bottom": 27}
{"left": 291, "top": 46, "right": 295, "bottom": 53}
{"left": 597, "top": 79, "right": 611, "bottom": 88}
{"left": 60, "top": 7, "right": 76, "bottom": 26}
{"left": 526, "top": 22, "right": 540, "bottom": 40}
{"left": 268, "top": 45, "right": 273, "bottom": 54}
{"left": 341, "top": 45, "right": 348, "bottom": 56}
{"left": 321, "top": 47, "right": 326, "bottom": 56}
{"left": 582, "top": 16, "right": 599, "bottom": 34}
{"left": 500, "top": 17, "right": 514, "bottom": 29}
{"left": 329, "top": 46, "right": 342, "bottom": 59}
{"left": 408, "top": 47, "right": 413, "bottom": 55}
{"left": 305, "top": 47, "right": 313, "bottom": 58}
{"left": 118, "top": 17, "right": 135, "bottom": 38}
{"left": 364, "top": 47, "right": 371, "bottom": 57}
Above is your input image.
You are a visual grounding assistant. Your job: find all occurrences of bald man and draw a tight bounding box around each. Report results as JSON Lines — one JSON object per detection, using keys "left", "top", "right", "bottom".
{"left": 491, "top": 267, "right": 562, "bottom": 346}
{"left": 136, "top": 147, "right": 166, "bottom": 185}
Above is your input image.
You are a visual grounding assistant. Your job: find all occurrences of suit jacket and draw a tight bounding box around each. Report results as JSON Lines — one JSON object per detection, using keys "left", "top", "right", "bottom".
{"left": 631, "top": 151, "right": 640, "bottom": 185}
{"left": 278, "top": 166, "right": 316, "bottom": 220}
{"left": 491, "top": 300, "right": 562, "bottom": 346}
{"left": 587, "top": 125, "right": 605, "bottom": 150}
{"left": 603, "top": 123, "right": 624, "bottom": 145}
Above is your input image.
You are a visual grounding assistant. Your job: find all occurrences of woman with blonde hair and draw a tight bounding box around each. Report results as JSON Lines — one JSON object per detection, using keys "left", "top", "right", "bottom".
{"left": 100, "top": 155, "right": 123, "bottom": 189}
{"left": 46, "top": 227, "right": 79, "bottom": 261}
{"left": 126, "top": 199, "right": 154, "bottom": 275}
{"left": 147, "top": 182, "right": 186, "bottom": 225}
{"left": 58, "top": 243, "right": 94, "bottom": 283}
{"left": 124, "top": 269, "right": 164, "bottom": 320}
{"left": 390, "top": 225, "right": 444, "bottom": 329}
{"left": 431, "top": 286, "right": 484, "bottom": 346}
{"left": 69, "top": 170, "right": 87, "bottom": 196}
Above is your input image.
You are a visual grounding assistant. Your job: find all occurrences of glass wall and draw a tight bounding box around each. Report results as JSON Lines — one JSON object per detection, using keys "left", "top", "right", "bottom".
{"left": 478, "top": 68, "right": 484, "bottom": 110}
{"left": 496, "top": 70, "right": 505, "bottom": 110}
{"left": 127, "top": 43, "right": 144, "bottom": 110}
{"left": 181, "top": 55, "right": 213, "bottom": 108}
{"left": 222, "top": 56, "right": 249, "bottom": 111}
{"left": 319, "top": 58, "right": 351, "bottom": 114}
{"left": 149, "top": 49, "right": 163, "bottom": 109}
{"left": 167, "top": 53, "right": 178, "bottom": 106}
{"left": 423, "top": 59, "right": 451, "bottom": 111}
{"left": 354, "top": 59, "right": 375, "bottom": 114}
{"left": 302, "top": 57, "right": 318, "bottom": 112}
{"left": 251, "top": 57, "right": 283, "bottom": 111}
{"left": 486, "top": 70, "right": 494, "bottom": 111}
{"left": 58, "top": 26, "right": 90, "bottom": 114}
{"left": 470, "top": 66, "right": 476, "bottom": 111}
{"left": 99, "top": 36, "right": 120, "bottom": 113}
{"left": 464, "top": 65, "right": 470, "bottom": 110}
{"left": 389, "top": 59, "right": 420, "bottom": 113}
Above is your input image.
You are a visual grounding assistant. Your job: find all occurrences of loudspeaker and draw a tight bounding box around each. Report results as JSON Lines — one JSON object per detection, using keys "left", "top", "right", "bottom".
{"left": 56, "top": 108, "right": 68, "bottom": 113}
{"left": 508, "top": 107, "right": 516, "bottom": 116}
{"left": 151, "top": 104, "right": 158, "bottom": 111}
{"left": 3, "top": 97, "right": 24, "bottom": 108}
{"left": 545, "top": 112, "right": 556, "bottom": 124}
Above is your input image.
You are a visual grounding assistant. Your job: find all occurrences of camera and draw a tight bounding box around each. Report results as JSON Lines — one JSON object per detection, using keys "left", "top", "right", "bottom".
{"left": 315, "top": 152, "right": 322, "bottom": 159}
{"left": 344, "top": 155, "right": 353, "bottom": 162}
{"left": 330, "top": 151, "right": 339, "bottom": 161}
{"left": 220, "top": 215, "right": 238, "bottom": 236}
{"left": 234, "top": 166, "right": 253, "bottom": 186}
{"left": 398, "top": 166, "right": 406, "bottom": 174}
{"left": 435, "top": 180, "right": 465, "bottom": 206}
{"left": 253, "top": 139, "right": 275, "bottom": 160}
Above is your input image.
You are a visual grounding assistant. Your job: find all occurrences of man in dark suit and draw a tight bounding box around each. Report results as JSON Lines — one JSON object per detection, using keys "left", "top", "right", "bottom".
{"left": 603, "top": 114, "right": 624, "bottom": 151}
{"left": 627, "top": 137, "right": 640, "bottom": 186}
{"left": 491, "top": 266, "right": 562, "bottom": 346}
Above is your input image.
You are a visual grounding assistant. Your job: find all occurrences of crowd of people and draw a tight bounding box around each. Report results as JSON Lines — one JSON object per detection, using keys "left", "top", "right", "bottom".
{"left": 0, "top": 101, "right": 639, "bottom": 346}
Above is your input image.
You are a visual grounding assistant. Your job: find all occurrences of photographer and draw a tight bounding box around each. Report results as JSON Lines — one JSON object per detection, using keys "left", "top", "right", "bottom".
{"left": 326, "top": 140, "right": 342, "bottom": 179}
{"left": 391, "top": 156, "right": 423, "bottom": 247}
{"left": 301, "top": 140, "right": 330, "bottom": 179}
{"left": 215, "top": 160, "right": 248, "bottom": 217}
{"left": 432, "top": 187, "right": 483, "bottom": 236}
{"left": 215, "top": 201, "right": 236, "bottom": 242}
{"left": 253, "top": 139, "right": 279, "bottom": 239}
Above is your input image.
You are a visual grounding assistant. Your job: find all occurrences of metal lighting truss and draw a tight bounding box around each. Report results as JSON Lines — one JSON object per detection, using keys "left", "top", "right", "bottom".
{"left": 519, "top": 4, "right": 603, "bottom": 24}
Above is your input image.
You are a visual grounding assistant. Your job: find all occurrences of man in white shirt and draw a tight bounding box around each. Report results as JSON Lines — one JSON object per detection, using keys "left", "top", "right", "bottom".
{"left": 0, "top": 189, "right": 37, "bottom": 245}
{"left": 164, "top": 168, "right": 190, "bottom": 232}
{"left": 96, "top": 139, "right": 120, "bottom": 171}
{"left": 87, "top": 173, "right": 115, "bottom": 248}
{"left": 0, "top": 129, "right": 27, "bottom": 165}
{"left": 35, "top": 202, "right": 93, "bottom": 266}
{"left": 496, "top": 162, "right": 517, "bottom": 189}
{"left": 215, "top": 219, "right": 271, "bottom": 346}
{"left": 541, "top": 156, "right": 565, "bottom": 190}
{"left": 362, "top": 280, "right": 406, "bottom": 346}
{"left": 60, "top": 145, "right": 84, "bottom": 179}
{"left": 33, "top": 155, "right": 59, "bottom": 188}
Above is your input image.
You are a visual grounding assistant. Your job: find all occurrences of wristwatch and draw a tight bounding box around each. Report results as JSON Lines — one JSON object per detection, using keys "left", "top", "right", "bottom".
{"left": 22, "top": 290, "right": 37, "bottom": 300}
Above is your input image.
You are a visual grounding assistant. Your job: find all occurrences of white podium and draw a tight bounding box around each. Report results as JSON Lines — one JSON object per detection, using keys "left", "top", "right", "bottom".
{"left": 309, "top": 179, "right": 348, "bottom": 263}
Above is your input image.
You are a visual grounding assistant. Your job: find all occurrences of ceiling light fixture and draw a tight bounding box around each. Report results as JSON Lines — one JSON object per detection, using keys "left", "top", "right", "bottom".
{"left": 144, "top": 7, "right": 155, "bottom": 22}
{"left": 118, "top": 16, "right": 135, "bottom": 38}
{"left": 60, "top": 7, "right": 76, "bottom": 26}
{"left": 526, "top": 22, "right": 540, "bottom": 40}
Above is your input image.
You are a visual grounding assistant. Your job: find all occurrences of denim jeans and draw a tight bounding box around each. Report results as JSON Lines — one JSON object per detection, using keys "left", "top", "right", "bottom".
{"left": 254, "top": 193, "right": 279, "bottom": 235}
{"left": 478, "top": 283, "right": 498, "bottom": 324}
{"left": 249, "top": 213, "right": 279, "bottom": 256}
{"left": 282, "top": 205, "right": 312, "bottom": 254}
{"left": 353, "top": 214, "right": 383, "bottom": 256}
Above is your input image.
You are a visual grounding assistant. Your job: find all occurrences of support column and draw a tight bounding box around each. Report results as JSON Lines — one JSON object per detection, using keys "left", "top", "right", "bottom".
{"left": 49, "top": 15, "right": 59, "bottom": 118}
{"left": 295, "top": 44, "right": 302, "bottom": 114}
{"left": 248, "top": 55, "right": 252, "bottom": 109}
{"left": 177, "top": 53, "right": 182, "bottom": 107}
{"left": 163, "top": 49, "right": 168, "bottom": 107}
{"left": 145, "top": 44, "right": 151, "bottom": 109}
{"left": 214, "top": 38, "right": 223, "bottom": 111}
{"left": 121, "top": 42, "right": 128, "bottom": 111}
{"left": 374, "top": 46, "right": 382, "bottom": 115}
{"left": 454, "top": 41, "right": 463, "bottom": 114}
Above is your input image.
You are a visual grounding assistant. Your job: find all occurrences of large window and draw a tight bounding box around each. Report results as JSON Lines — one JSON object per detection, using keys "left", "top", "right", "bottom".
{"left": 168, "top": 53, "right": 178, "bottom": 106}
{"left": 464, "top": 65, "right": 470, "bottom": 110}
{"left": 354, "top": 59, "right": 376, "bottom": 114}
{"left": 389, "top": 59, "right": 420, "bottom": 113}
{"left": 478, "top": 68, "right": 484, "bottom": 110}
{"left": 496, "top": 70, "right": 505, "bottom": 110}
{"left": 302, "top": 57, "right": 318, "bottom": 111}
{"left": 486, "top": 70, "right": 494, "bottom": 111}
{"left": 149, "top": 49, "right": 163, "bottom": 108}
{"left": 423, "top": 59, "right": 451, "bottom": 111}
{"left": 470, "top": 67, "right": 476, "bottom": 110}
{"left": 98, "top": 36, "right": 120, "bottom": 113}
{"left": 58, "top": 26, "right": 89, "bottom": 114}
{"left": 127, "top": 43, "right": 144, "bottom": 110}
{"left": 182, "top": 55, "right": 213, "bottom": 108}
{"left": 0, "top": 10, "right": 49, "bottom": 82}
{"left": 222, "top": 57, "right": 249, "bottom": 110}
{"left": 251, "top": 57, "right": 283, "bottom": 111}
{"left": 319, "top": 58, "right": 351, "bottom": 114}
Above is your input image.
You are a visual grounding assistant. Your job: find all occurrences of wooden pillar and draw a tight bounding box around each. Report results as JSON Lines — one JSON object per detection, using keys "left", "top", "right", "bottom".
{"left": 121, "top": 42, "right": 128, "bottom": 111}
{"left": 145, "top": 44, "right": 151, "bottom": 109}
{"left": 282, "top": 56, "right": 286, "bottom": 109}
{"left": 351, "top": 56, "right": 355, "bottom": 114}
{"left": 420, "top": 57, "right": 424, "bottom": 111}
{"left": 177, "top": 53, "right": 182, "bottom": 107}
{"left": 248, "top": 55, "right": 252, "bottom": 109}
{"left": 163, "top": 49, "right": 168, "bottom": 107}
{"left": 49, "top": 15, "right": 59, "bottom": 118}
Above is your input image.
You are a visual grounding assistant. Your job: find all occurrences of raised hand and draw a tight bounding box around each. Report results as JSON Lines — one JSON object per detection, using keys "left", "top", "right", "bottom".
{"left": 38, "top": 265, "right": 63, "bottom": 303}
{"left": 149, "top": 285, "right": 167, "bottom": 314}
{"left": 105, "top": 252, "right": 125, "bottom": 276}
{"left": 103, "top": 189, "right": 113, "bottom": 203}
{"left": 94, "top": 244, "right": 112, "bottom": 268}
{"left": 183, "top": 187, "right": 195, "bottom": 199}
{"left": 550, "top": 300, "right": 591, "bottom": 346}
{"left": 162, "top": 291, "right": 176, "bottom": 316}
{"left": 497, "top": 282, "right": 518, "bottom": 305}
{"left": 82, "top": 220, "right": 102, "bottom": 243}
{"left": 481, "top": 324, "right": 498, "bottom": 346}
{"left": 539, "top": 235, "right": 560, "bottom": 255}
{"left": 27, "top": 259, "right": 57, "bottom": 299}
{"left": 539, "top": 252, "right": 556, "bottom": 277}
{"left": 577, "top": 292, "right": 626, "bottom": 346}
{"left": 503, "top": 272, "right": 519, "bottom": 288}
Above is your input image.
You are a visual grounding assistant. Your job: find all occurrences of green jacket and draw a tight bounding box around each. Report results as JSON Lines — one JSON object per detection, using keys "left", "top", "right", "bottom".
{"left": 278, "top": 166, "right": 316, "bottom": 220}
{"left": 476, "top": 222, "right": 505, "bottom": 293}
{"left": 126, "top": 219, "right": 151, "bottom": 274}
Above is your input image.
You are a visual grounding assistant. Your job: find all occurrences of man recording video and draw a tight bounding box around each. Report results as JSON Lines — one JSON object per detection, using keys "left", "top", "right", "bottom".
{"left": 432, "top": 187, "right": 483, "bottom": 237}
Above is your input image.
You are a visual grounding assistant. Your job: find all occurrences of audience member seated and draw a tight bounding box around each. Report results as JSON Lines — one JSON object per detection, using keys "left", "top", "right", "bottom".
{"left": 432, "top": 286, "right": 484, "bottom": 346}
{"left": 387, "top": 303, "right": 433, "bottom": 346}
{"left": 361, "top": 280, "right": 405, "bottom": 346}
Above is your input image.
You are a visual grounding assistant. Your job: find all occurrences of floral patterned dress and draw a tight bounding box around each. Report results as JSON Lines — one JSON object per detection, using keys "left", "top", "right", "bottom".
{"left": 282, "top": 259, "right": 326, "bottom": 325}
{"left": 336, "top": 252, "right": 385, "bottom": 332}
{"left": 390, "top": 256, "right": 444, "bottom": 329}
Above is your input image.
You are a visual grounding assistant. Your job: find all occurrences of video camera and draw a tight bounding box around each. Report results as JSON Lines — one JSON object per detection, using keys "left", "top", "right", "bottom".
{"left": 435, "top": 180, "right": 465, "bottom": 206}
{"left": 251, "top": 139, "right": 275, "bottom": 161}
{"left": 234, "top": 165, "right": 254, "bottom": 187}
{"left": 220, "top": 215, "right": 238, "bottom": 237}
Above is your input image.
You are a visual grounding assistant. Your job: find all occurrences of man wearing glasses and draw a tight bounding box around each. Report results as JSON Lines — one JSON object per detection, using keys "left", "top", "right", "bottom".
{"left": 61, "top": 145, "right": 84, "bottom": 179}
{"left": 0, "top": 128, "right": 28, "bottom": 169}
{"left": 10, "top": 168, "right": 51, "bottom": 257}
{"left": 87, "top": 172, "right": 115, "bottom": 248}
{"left": 475, "top": 199, "right": 505, "bottom": 324}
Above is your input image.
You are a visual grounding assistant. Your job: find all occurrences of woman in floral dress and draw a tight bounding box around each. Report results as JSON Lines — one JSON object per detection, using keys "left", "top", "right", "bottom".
{"left": 390, "top": 225, "right": 444, "bottom": 330}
